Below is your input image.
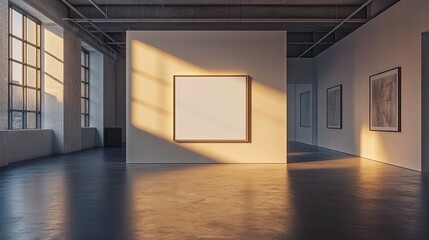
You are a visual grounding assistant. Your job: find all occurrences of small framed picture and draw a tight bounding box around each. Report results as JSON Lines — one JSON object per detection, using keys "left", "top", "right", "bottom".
{"left": 326, "top": 85, "right": 342, "bottom": 129}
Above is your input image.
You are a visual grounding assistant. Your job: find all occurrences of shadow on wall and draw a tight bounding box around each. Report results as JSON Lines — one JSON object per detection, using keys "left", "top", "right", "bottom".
{"left": 129, "top": 39, "right": 286, "bottom": 163}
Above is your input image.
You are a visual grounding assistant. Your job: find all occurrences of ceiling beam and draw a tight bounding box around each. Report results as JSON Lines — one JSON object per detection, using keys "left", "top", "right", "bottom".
{"left": 65, "top": 18, "right": 368, "bottom": 24}
{"left": 87, "top": 0, "right": 108, "bottom": 18}
{"left": 298, "top": 0, "right": 373, "bottom": 58}
{"left": 69, "top": 4, "right": 368, "bottom": 20}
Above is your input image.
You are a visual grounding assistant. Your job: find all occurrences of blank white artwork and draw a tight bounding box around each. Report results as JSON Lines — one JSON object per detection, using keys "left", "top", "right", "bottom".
{"left": 174, "top": 75, "right": 248, "bottom": 142}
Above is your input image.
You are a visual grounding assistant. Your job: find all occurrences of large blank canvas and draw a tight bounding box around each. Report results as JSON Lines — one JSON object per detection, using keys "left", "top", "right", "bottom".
{"left": 174, "top": 75, "right": 249, "bottom": 142}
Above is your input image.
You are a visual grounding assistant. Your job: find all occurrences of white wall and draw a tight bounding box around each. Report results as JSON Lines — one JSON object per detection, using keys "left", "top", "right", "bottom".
{"left": 315, "top": 0, "right": 428, "bottom": 171}
{"left": 127, "top": 31, "right": 287, "bottom": 163}
{"left": 295, "top": 84, "right": 312, "bottom": 145}
{"left": 287, "top": 58, "right": 316, "bottom": 145}
{"left": 0, "top": 130, "right": 53, "bottom": 164}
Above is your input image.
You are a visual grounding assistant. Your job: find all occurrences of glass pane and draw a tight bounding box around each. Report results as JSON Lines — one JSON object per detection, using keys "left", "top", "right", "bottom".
{"left": 37, "top": 114, "right": 41, "bottom": 128}
{"left": 86, "top": 115, "right": 89, "bottom": 127}
{"left": 37, "top": 90, "right": 41, "bottom": 111}
{"left": 12, "top": 112, "right": 23, "bottom": 129}
{"left": 27, "top": 88, "right": 37, "bottom": 111}
{"left": 27, "top": 67, "right": 37, "bottom": 88}
{"left": 11, "top": 9, "right": 23, "bottom": 38}
{"left": 85, "top": 99, "right": 89, "bottom": 114}
{"left": 85, "top": 69, "right": 89, "bottom": 83}
{"left": 81, "top": 98, "right": 85, "bottom": 113}
{"left": 81, "top": 51, "right": 85, "bottom": 65}
{"left": 27, "top": 45, "right": 37, "bottom": 67}
{"left": 81, "top": 115, "right": 85, "bottom": 128}
{"left": 37, "top": 49, "right": 41, "bottom": 68}
{"left": 81, "top": 67, "right": 85, "bottom": 82}
{"left": 12, "top": 38, "right": 23, "bottom": 62}
{"left": 27, "top": 112, "right": 36, "bottom": 129}
{"left": 27, "top": 18, "right": 37, "bottom": 45}
{"left": 11, "top": 62, "right": 23, "bottom": 84}
{"left": 12, "top": 86, "right": 23, "bottom": 110}
{"left": 81, "top": 83, "right": 85, "bottom": 97}
{"left": 37, "top": 70, "right": 41, "bottom": 88}
{"left": 85, "top": 53, "right": 89, "bottom": 67}
{"left": 36, "top": 24, "right": 40, "bottom": 46}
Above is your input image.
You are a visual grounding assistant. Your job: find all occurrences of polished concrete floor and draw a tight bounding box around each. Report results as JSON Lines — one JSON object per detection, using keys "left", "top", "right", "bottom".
{"left": 1, "top": 142, "right": 429, "bottom": 240}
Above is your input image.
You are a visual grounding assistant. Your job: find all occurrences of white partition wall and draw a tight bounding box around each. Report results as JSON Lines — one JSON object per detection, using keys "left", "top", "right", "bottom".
{"left": 126, "top": 31, "right": 287, "bottom": 163}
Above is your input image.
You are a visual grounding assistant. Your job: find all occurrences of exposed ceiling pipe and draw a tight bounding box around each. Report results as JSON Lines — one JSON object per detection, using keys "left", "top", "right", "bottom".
{"left": 298, "top": 0, "right": 373, "bottom": 58}
{"left": 63, "top": 18, "right": 368, "bottom": 24}
{"left": 88, "top": 0, "right": 108, "bottom": 18}
{"left": 60, "top": 0, "right": 121, "bottom": 50}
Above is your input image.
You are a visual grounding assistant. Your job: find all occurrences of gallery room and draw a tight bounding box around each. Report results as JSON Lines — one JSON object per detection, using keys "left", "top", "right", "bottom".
{"left": 1, "top": 0, "right": 429, "bottom": 239}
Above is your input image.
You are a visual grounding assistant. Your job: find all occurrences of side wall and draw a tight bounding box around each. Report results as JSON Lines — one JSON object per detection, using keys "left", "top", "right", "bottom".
{"left": 127, "top": 31, "right": 287, "bottom": 163}
{"left": 315, "top": 0, "right": 428, "bottom": 171}
{"left": 294, "top": 84, "right": 313, "bottom": 145}
{"left": 0, "top": 130, "right": 53, "bottom": 164}
{"left": 0, "top": 0, "right": 119, "bottom": 166}
{"left": 287, "top": 59, "right": 316, "bottom": 145}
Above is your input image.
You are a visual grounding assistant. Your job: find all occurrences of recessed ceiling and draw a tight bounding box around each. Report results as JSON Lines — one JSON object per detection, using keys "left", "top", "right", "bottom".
{"left": 61, "top": 0, "right": 400, "bottom": 57}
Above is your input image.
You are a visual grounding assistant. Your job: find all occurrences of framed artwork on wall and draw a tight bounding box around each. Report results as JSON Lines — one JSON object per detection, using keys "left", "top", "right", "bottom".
{"left": 173, "top": 75, "right": 250, "bottom": 143}
{"left": 300, "top": 91, "right": 311, "bottom": 128}
{"left": 369, "top": 67, "right": 401, "bottom": 132}
{"left": 326, "top": 85, "right": 342, "bottom": 129}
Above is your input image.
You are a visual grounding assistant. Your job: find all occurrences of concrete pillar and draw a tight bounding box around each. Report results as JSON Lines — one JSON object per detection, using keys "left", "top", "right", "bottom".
{"left": 63, "top": 29, "right": 81, "bottom": 153}
{"left": 104, "top": 56, "right": 116, "bottom": 129}
{"left": 44, "top": 26, "right": 81, "bottom": 154}
{"left": 89, "top": 51, "right": 104, "bottom": 146}
{"left": 43, "top": 25, "right": 65, "bottom": 153}
{"left": 0, "top": 1, "right": 8, "bottom": 132}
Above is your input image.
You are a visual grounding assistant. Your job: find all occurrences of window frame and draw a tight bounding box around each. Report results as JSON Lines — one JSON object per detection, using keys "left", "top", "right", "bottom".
{"left": 81, "top": 48, "right": 90, "bottom": 127}
{"left": 8, "top": 5, "right": 42, "bottom": 129}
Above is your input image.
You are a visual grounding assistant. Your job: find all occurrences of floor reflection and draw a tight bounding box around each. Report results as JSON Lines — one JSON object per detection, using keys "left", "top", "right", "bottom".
{"left": 0, "top": 144, "right": 428, "bottom": 239}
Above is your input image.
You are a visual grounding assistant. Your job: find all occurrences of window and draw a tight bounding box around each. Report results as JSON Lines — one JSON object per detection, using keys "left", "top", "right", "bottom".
{"left": 81, "top": 49, "right": 89, "bottom": 127}
{"left": 8, "top": 6, "right": 41, "bottom": 129}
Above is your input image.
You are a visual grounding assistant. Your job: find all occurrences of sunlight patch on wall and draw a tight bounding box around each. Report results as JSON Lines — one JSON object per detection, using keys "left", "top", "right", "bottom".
{"left": 129, "top": 39, "right": 286, "bottom": 163}
{"left": 359, "top": 124, "right": 386, "bottom": 162}
{"left": 44, "top": 28, "right": 64, "bottom": 102}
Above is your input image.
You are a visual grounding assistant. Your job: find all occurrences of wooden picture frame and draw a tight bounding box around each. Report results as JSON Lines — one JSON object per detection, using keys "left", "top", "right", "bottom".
{"left": 369, "top": 67, "right": 401, "bottom": 132}
{"left": 173, "top": 75, "right": 250, "bottom": 143}
{"left": 326, "top": 84, "right": 342, "bottom": 129}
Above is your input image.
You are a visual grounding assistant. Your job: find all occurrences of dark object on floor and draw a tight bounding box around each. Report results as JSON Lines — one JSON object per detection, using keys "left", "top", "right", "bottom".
{"left": 104, "top": 127, "right": 122, "bottom": 147}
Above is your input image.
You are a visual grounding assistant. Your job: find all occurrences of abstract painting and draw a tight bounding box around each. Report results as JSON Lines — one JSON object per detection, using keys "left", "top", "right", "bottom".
{"left": 174, "top": 75, "right": 249, "bottom": 142}
{"left": 326, "top": 85, "right": 342, "bottom": 129}
{"left": 369, "top": 67, "right": 401, "bottom": 132}
{"left": 300, "top": 91, "right": 311, "bottom": 128}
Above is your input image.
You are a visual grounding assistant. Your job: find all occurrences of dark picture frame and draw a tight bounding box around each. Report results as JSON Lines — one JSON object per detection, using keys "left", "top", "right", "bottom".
{"left": 369, "top": 67, "right": 401, "bottom": 132}
{"left": 300, "top": 90, "right": 311, "bottom": 128}
{"left": 326, "top": 84, "right": 342, "bottom": 129}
